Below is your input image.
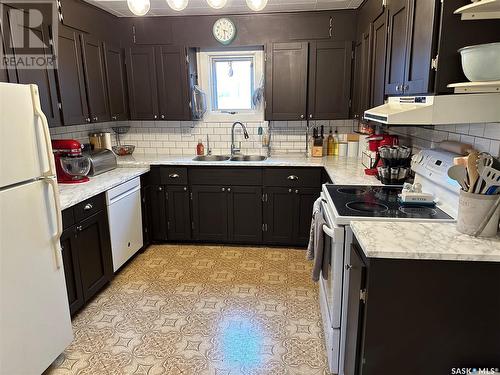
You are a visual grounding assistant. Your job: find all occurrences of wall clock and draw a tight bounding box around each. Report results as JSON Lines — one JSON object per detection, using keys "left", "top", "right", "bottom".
{"left": 212, "top": 18, "right": 236, "bottom": 45}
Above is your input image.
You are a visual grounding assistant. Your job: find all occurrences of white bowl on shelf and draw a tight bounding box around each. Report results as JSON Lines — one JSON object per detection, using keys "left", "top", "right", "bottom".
{"left": 458, "top": 42, "right": 500, "bottom": 82}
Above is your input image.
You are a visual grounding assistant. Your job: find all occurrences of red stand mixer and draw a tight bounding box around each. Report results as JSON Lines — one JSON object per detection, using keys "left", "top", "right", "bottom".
{"left": 52, "top": 139, "right": 91, "bottom": 184}
{"left": 364, "top": 134, "right": 399, "bottom": 175}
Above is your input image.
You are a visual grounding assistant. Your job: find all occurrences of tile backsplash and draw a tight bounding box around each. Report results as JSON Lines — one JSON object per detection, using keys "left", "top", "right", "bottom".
{"left": 388, "top": 122, "right": 500, "bottom": 157}
{"left": 49, "top": 119, "right": 355, "bottom": 156}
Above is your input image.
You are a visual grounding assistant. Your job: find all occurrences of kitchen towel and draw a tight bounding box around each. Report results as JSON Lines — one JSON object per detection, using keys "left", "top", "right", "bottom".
{"left": 306, "top": 197, "right": 323, "bottom": 260}
{"left": 311, "top": 208, "right": 326, "bottom": 282}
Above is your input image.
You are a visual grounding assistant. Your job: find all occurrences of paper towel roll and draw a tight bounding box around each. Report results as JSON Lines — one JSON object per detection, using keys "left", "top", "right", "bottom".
{"left": 348, "top": 141, "right": 359, "bottom": 158}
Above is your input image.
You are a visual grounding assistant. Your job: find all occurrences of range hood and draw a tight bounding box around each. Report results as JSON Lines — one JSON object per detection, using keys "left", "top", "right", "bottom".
{"left": 364, "top": 94, "right": 500, "bottom": 125}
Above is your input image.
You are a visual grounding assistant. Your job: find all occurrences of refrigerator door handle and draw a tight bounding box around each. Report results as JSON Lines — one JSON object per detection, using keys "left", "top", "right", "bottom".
{"left": 30, "top": 85, "right": 56, "bottom": 178}
{"left": 44, "top": 177, "right": 63, "bottom": 269}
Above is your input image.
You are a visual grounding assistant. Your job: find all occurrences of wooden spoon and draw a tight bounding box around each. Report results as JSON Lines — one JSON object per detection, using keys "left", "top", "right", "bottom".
{"left": 467, "top": 151, "right": 479, "bottom": 193}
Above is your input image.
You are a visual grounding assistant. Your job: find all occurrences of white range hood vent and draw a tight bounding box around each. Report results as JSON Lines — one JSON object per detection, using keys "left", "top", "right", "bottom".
{"left": 364, "top": 94, "right": 500, "bottom": 125}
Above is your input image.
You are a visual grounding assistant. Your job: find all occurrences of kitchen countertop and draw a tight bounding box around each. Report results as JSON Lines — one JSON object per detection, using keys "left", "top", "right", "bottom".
{"left": 116, "top": 154, "right": 381, "bottom": 186}
{"left": 58, "top": 167, "right": 149, "bottom": 210}
{"left": 351, "top": 221, "right": 500, "bottom": 262}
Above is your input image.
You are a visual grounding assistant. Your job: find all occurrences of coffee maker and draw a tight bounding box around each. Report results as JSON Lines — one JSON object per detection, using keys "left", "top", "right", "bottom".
{"left": 51, "top": 139, "right": 91, "bottom": 184}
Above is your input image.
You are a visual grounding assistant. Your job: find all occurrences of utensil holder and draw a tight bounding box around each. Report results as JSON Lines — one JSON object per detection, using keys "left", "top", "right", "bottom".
{"left": 457, "top": 191, "right": 500, "bottom": 237}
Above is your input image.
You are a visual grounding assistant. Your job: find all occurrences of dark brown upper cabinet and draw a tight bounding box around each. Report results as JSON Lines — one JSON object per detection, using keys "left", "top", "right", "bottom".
{"left": 57, "top": 26, "right": 90, "bottom": 125}
{"left": 385, "top": 0, "right": 440, "bottom": 96}
{"left": 103, "top": 42, "right": 129, "bottom": 121}
{"left": 125, "top": 46, "right": 159, "bottom": 120}
{"left": 308, "top": 41, "right": 353, "bottom": 120}
{"left": 80, "top": 35, "right": 110, "bottom": 123}
{"left": 265, "top": 42, "right": 308, "bottom": 121}
{"left": 156, "top": 46, "right": 190, "bottom": 121}
{"left": 370, "top": 11, "right": 388, "bottom": 107}
{"left": 126, "top": 45, "right": 192, "bottom": 121}
{"left": 3, "top": 13, "right": 61, "bottom": 127}
{"left": 352, "top": 26, "right": 372, "bottom": 120}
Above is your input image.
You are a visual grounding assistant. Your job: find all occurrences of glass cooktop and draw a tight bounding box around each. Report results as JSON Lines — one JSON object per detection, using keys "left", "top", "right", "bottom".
{"left": 325, "top": 184, "right": 453, "bottom": 220}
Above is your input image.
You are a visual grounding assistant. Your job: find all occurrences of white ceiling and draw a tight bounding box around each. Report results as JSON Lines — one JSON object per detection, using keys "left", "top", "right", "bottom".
{"left": 84, "top": 0, "right": 363, "bottom": 17}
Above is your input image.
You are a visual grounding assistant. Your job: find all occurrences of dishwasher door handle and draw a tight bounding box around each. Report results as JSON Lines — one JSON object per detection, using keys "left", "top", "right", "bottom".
{"left": 108, "top": 185, "right": 141, "bottom": 205}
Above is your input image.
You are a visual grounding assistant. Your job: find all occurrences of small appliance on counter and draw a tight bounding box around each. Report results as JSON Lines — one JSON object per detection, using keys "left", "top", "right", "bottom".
{"left": 89, "top": 131, "right": 112, "bottom": 151}
{"left": 85, "top": 149, "right": 117, "bottom": 176}
{"left": 51, "top": 139, "right": 91, "bottom": 184}
{"left": 364, "top": 134, "right": 399, "bottom": 175}
{"left": 376, "top": 145, "right": 412, "bottom": 185}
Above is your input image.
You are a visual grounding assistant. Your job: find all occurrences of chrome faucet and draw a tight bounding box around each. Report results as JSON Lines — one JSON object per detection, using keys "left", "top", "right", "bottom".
{"left": 206, "top": 134, "right": 212, "bottom": 155}
{"left": 231, "top": 122, "right": 249, "bottom": 156}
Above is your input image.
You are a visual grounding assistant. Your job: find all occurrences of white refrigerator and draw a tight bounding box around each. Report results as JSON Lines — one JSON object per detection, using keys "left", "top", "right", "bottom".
{"left": 0, "top": 83, "right": 73, "bottom": 374}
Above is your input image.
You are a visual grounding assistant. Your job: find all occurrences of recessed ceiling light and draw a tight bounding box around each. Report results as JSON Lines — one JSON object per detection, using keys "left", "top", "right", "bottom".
{"left": 127, "top": 0, "right": 150, "bottom": 16}
{"left": 207, "top": 0, "right": 227, "bottom": 9}
{"left": 167, "top": 0, "right": 189, "bottom": 11}
{"left": 246, "top": 0, "right": 268, "bottom": 11}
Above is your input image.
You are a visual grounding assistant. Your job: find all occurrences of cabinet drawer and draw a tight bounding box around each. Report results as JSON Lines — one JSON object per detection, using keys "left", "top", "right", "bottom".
{"left": 189, "top": 167, "right": 262, "bottom": 186}
{"left": 73, "top": 193, "right": 105, "bottom": 222}
{"left": 263, "top": 167, "right": 322, "bottom": 187}
{"left": 161, "top": 167, "right": 188, "bottom": 185}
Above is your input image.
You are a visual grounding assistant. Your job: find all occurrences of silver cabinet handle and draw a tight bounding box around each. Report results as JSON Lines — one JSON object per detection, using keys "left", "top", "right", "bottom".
{"left": 93, "top": 116, "right": 98, "bottom": 121}
{"left": 287, "top": 175, "right": 299, "bottom": 180}
{"left": 86, "top": 117, "right": 91, "bottom": 123}
{"left": 288, "top": 188, "right": 292, "bottom": 193}
{"left": 76, "top": 225, "right": 83, "bottom": 232}
{"left": 295, "top": 189, "right": 299, "bottom": 194}
{"left": 300, "top": 114, "right": 304, "bottom": 119}
{"left": 161, "top": 114, "right": 165, "bottom": 119}
{"left": 309, "top": 114, "right": 313, "bottom": 119}
{"left": 169, "top": 173, "right": 179, "bottom": 179}
{"left": 183, "top": 187, "right": 187, "bottom": 191}
{"left": 227, "top": 188, "right": 231, "bottom": 192}
{"left": 112, "top": 115, "right": 117, "bottom": 120}
{"left": 345, "top": 264, "right": 353, "bottom": 270}
{"left": 154, "top": 115, "right": 158, "bottom": 119}
{"left": 158, "top": 186, "right": 163, "bottom": 191}
{"left": 222, "top": 187, "right": 225, "bottom": 192}
{"left": 83, "top": 203, "right": 93, "bottom": 211}
{"left": 404, "top": 84, "right": 409, "bottom": 92}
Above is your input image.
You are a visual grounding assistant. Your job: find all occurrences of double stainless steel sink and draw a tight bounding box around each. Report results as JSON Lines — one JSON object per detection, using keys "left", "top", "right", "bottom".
{"left": 192, "top": 155, "right": 267, "bottom": 162}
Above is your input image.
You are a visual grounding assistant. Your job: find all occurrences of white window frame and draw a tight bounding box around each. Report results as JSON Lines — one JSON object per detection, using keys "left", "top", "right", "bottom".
{"left": 198, "top": 48, "right": 264, "bottom": 123}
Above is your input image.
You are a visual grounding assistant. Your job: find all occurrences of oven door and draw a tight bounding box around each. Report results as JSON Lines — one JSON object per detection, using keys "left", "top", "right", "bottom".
{"left": 319, "top": 197, "right": 345, "bottom": 374}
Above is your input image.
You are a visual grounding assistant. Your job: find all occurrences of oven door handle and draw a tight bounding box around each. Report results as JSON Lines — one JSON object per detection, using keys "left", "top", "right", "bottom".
{"left": 323, "top": 224, "right": 336, "bottom": 238}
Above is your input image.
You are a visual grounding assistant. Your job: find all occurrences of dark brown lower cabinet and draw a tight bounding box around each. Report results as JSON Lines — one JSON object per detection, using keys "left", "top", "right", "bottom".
{"left": 149, "top": 185, "right": 168, "bottom": 241}
{"left": 60, "top": 209, "right": 113, "bottom": 316}
{"left": 264, "top": 186, "right": 320, "bottom": 246}
{"left": 166, "top": 185, "right": 191, "bottom": 241}
{"left": 191, "top": 185, "right": 229, "bottom": 242}
{"left": 228, "top": 186, "right": 263, "bottom": 243}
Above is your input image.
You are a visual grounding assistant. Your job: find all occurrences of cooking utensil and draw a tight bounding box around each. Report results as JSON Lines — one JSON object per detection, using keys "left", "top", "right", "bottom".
{"left": 467, "top": 151, "right": 479, "bottom": 193}
{"left": 472, "top": 195, "right": 500, "bottom": 237}
{"left": 458, "top": 42, "right": 500, "bottom": 82}
{"left": 477, "top": 166, "right": 500, "bottom": 195}
{"left": 448, "top": 165, "right": 469, "bottom": 191}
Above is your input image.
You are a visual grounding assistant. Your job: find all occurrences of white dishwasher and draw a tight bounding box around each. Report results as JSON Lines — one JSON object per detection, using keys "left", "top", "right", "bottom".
{"left": 106, "top": 177, "right": 143, "bottom": 272}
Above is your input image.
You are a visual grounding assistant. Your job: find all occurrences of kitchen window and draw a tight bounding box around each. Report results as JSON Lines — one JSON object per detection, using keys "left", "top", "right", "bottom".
{"left": 198, "top": 48, "right": 264, "bottom": 122}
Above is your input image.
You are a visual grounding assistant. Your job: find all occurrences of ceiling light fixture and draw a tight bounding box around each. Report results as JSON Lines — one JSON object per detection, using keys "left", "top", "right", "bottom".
{"left": 207, "top": 0, "right": 227, "bottom": 9}
{"left": 246, "top": 0, "right": 268, "bottom": 11}
{"left": 167, "top": 0, "right": 189, "bottom": 11}
{"left": 127, "top": 0, "right": 150, "bottom": 16}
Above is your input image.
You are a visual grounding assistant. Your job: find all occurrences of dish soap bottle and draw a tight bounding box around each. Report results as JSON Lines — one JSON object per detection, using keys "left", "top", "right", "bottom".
{"left": 196, "top": 139, "right": 204, "bottom": 156}
{"left": 327, "top": 128, "right": 335, "bottom": 156}
{"left": 333, "top": 128, "right": 339, "bottom": 156}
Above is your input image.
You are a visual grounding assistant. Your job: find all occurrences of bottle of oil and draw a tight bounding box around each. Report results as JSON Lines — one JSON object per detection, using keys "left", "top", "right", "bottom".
{"left": 333, "top": 128, "right": 339, "bottom": 156}
{"left": 327, "top": 128, "right": 335, "bottom": 156}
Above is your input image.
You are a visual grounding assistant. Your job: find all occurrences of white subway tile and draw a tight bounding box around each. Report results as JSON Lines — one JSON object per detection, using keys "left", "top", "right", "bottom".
{"left": 474, "top": 137, "right": 491, "bottom": 153}
{"left": 483, "top": 123, "right": 500, "bottom": 140}
{"left": 468, "top": 123, "right": 485, "bottom": 137}
{"left": 489, "top": 140, "right": 500, "bottom": 157}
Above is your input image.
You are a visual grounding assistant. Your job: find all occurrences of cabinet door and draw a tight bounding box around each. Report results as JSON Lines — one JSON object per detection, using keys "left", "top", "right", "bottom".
{"left": 156, "top": 46, "right": 190, "bottom": 120}
{"left": 191, "top": 185, "right": 228, "bottom": 242}
{"left": 75, "top": 211, "right": 113, "bottom": 302}
{"left": 80, "top": 34, "right": 110, "bottom": 122}
{"left": 403, "top": 0, "right": 438, "bottom": 95}
{"left": 351, "top": 38, "right": 363, "bottom": 119}
{"left": 149, "top": 185, "right": 168, "bottom": 241}
{"left": 60, "top": 227, "right": 84, "bottom": 315}
{"left": 228, "top": 186, "right": 262, "bottom": 244}
{"left": 294, "top": 187, "right": 320, "bottom": 246}
{"left": 370, "top": 12, "right": 388, "bottom": 108}
{"left": 103, "top": 42, "right": 128, "bottom": 121}
{"left": 263, "top": 187, "right": 296, "bottom": 245}
{"left": 384, "top": 0, "right": 409, "bottom": 96}
{"left": 57, "top": 26, "right": 89, "bottom": 125}
{"left": 344, "top": 244, "right": 366, "bottom": 375}
{"left": 125, "top": 46, "right": 159, "bottom": 120}
{"left": 8, "top": 21, "right": 61, "bottom": 127}
{"left": 141, "top": 185, "right": 152, "bottom": 247}
{"left": 167, "top": 185, "right": 191, "bottom": 241}
{"left": 265, "top": 42, "right": 308, "bottom": 121}
{"left": 308, "top": 41, "right": 353, "bottom": 120}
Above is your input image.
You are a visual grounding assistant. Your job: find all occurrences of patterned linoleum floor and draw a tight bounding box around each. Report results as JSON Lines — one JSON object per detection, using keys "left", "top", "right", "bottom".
{"left": 46, "top": 244, "right": 329, "bottom": 375}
